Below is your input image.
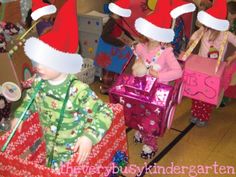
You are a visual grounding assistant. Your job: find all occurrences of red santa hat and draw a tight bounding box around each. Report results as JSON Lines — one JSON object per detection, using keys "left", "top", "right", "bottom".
{"left": 135, "top": 0, "right": 174, "bottom": 42}
{"left": 108, "top": 0, "right": 131, "bottom": 17}
{"left": 197, "top": 0, "right": 229, "bottom": 31}
{"left": 31, "top": 0, "right": 57, "bottom": 21}
{"left": 170, "top": 0, "right": 196, "bottom": 19}
{"left": 24, "top": 0, "right": 83, "bottom": 74}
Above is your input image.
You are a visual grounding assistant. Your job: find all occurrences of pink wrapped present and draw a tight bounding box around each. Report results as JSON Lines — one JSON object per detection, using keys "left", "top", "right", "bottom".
{"left": 0, "top": 104, "right": 127, "bottom": 177}
{"left": 109, "top": 74, "right": 177, "bottom": 136}
{"left": 180, "top": 54, "right": 227, "bottom": 105}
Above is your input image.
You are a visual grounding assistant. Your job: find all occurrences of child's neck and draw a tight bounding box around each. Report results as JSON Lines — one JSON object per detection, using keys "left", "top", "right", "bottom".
{"left": 48, "top": 74, "right": 68, "bottom": 85}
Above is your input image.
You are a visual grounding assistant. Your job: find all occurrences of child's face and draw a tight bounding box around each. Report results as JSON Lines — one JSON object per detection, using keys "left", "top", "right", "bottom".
{"left": 35, "top": 63, "right": 65, "bottom": 81}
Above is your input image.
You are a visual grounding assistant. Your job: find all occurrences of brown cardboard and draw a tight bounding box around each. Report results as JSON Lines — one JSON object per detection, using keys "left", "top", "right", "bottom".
{"left": 0, "top": 53, "right": 19, "bottom": 86}
{"left": 1, "top": 1, "right": 21, "bottom": 23}
{"left": 0, "top": 47, "right": 33, "bottom": 88}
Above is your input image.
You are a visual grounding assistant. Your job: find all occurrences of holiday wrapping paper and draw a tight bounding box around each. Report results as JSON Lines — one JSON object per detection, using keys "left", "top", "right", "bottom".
{"left": 109, "top": 74, "right": 177, "bottom": 136}
{"left": 0, "top": 104, "right": 127, "bottom": 177}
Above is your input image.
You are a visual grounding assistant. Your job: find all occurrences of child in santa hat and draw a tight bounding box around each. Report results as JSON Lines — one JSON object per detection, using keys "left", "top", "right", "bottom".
{"left": 24, "top": 0, "right": 57, "bottom": 36}
{"left": 130, "top": 0, "right": 196, "bottom": 159}
{"left": 185, "top": 0, "right": 236, "bottom": 127}
{"left": 170, "top": 0, "right": 196, "bottom": 56}
{"left": 11, "top": 0, "right": 113, "bottom": 169}
{"left": 108, "top": 0, "right": 132, "bottom": 17}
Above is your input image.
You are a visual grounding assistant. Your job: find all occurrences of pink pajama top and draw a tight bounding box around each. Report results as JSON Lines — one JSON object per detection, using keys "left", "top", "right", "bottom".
{"left": 135, "top": 43, "right": 183, "bottom": 84}
{"left": 190, "top": 26, "right": 236, "bottom": 59}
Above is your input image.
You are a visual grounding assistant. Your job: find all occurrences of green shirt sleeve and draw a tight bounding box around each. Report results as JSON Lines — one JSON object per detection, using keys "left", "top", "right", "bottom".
{"left": 75, "top": 82, "right": 113, "bottom": 145}
{"left": 13, "top": 78, "right": 39, "bottom": 119}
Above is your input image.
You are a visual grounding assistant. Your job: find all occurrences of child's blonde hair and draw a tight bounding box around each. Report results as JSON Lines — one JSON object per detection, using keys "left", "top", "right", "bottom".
{"left": 207, "top": 27, "right": 221, "bottom": 42}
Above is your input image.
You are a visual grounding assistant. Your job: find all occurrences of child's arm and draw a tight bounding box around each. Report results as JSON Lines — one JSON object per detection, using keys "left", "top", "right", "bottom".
{"left": 226, "top": 51, "right": 236, "bottom": 65}
{"left": 73, "top": 83, "right": 113, "bottom": 163}
{"left": 11, "top": 78, "right": 39, "bottom": 132}
{"left": 157, "top": 47, "right": 183, "bottom": 82}
{"left": 226, "top": 32, "right": 236, "bottom": 65}
{"left": 228, "top": 31, "right": 236, "bottom": 47}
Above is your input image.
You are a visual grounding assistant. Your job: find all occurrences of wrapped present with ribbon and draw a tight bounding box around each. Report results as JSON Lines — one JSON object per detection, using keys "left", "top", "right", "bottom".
{"left": 124, "top": 75, "right": 156, "bottom": 97}
{"left": 0, "top": 104, "right": 128, "bottom": 177}
{"left": 109, "top": 74, "right": 177, "bottom": 136}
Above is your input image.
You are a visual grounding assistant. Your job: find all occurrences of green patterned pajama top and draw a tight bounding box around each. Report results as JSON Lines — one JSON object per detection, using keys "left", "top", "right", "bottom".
{"left": 14, "top": 74, "right": 113, "bottom": 169}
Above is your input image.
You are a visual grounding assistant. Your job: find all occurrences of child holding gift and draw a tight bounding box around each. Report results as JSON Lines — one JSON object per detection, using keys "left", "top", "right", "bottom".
{"left": 185, "top": 0, "right": 236, "bottom": 127}
{"left": 11, "top": 0, "right": 113, "bottom": 169}
{"left": 130, "top": 0, "right": 196, "bottom": 159}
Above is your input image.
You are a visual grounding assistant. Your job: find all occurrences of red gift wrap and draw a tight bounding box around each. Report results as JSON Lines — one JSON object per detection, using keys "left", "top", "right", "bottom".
{"left": 0, "top": 104, "right": 127, "bottom": 177}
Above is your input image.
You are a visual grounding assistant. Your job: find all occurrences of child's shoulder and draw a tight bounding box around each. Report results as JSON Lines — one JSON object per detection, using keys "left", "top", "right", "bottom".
{"left": 135, "top": 42, "right": 150, "bottom": 50}
{"left": 70, "top": 75, "right": 90, "bottom": 90}
{"left": 163, "top": 46, "right": 173, "bottom": 53}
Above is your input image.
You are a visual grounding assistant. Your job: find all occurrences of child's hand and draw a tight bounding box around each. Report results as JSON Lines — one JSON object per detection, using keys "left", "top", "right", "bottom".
{"left": 73, "top": 136, "right": 93, "bottom": 165}
{"left": 10, "top": 118, "right": 23, "bottom": 133}
{"left": 226, "top": 52, "right": 236, "bottom": 65}
{"left": 149, "top": 67, "right": 158, "bottom": 78}
{"left": 132, "top": 58, "right": 147, "bottom": 77}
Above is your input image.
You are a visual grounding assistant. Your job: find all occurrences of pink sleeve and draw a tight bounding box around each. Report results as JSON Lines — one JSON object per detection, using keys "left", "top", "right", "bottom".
{"left": 158, "top": 47, "right": 183, "bottom": 83}
{"left": 228, "top": 31, "right": 236, "bottom": 48}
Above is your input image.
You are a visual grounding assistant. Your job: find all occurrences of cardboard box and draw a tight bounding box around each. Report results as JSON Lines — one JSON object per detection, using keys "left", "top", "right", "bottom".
{"left": 78, "top": 12, "right": 109, "bottom": 77}
{"left": 109, "top": 74, "right": 175, "bottom": 136}
{"left": 94, "top": 38, "right": 133, "bottom": 74}
{"left": 1, "top": 1, "right": 21, "bottom": 23}
{"left": 0, "top": 46, "right": 34, "bottom": 87}
{"left": 0, "top": 104, "right": 127, "bottom": 177}
{"left": 181, "top": 54, "right": 226, "bottom": 105}
{"left": 78, "top": 12, "right": 108, "bottom": 59}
